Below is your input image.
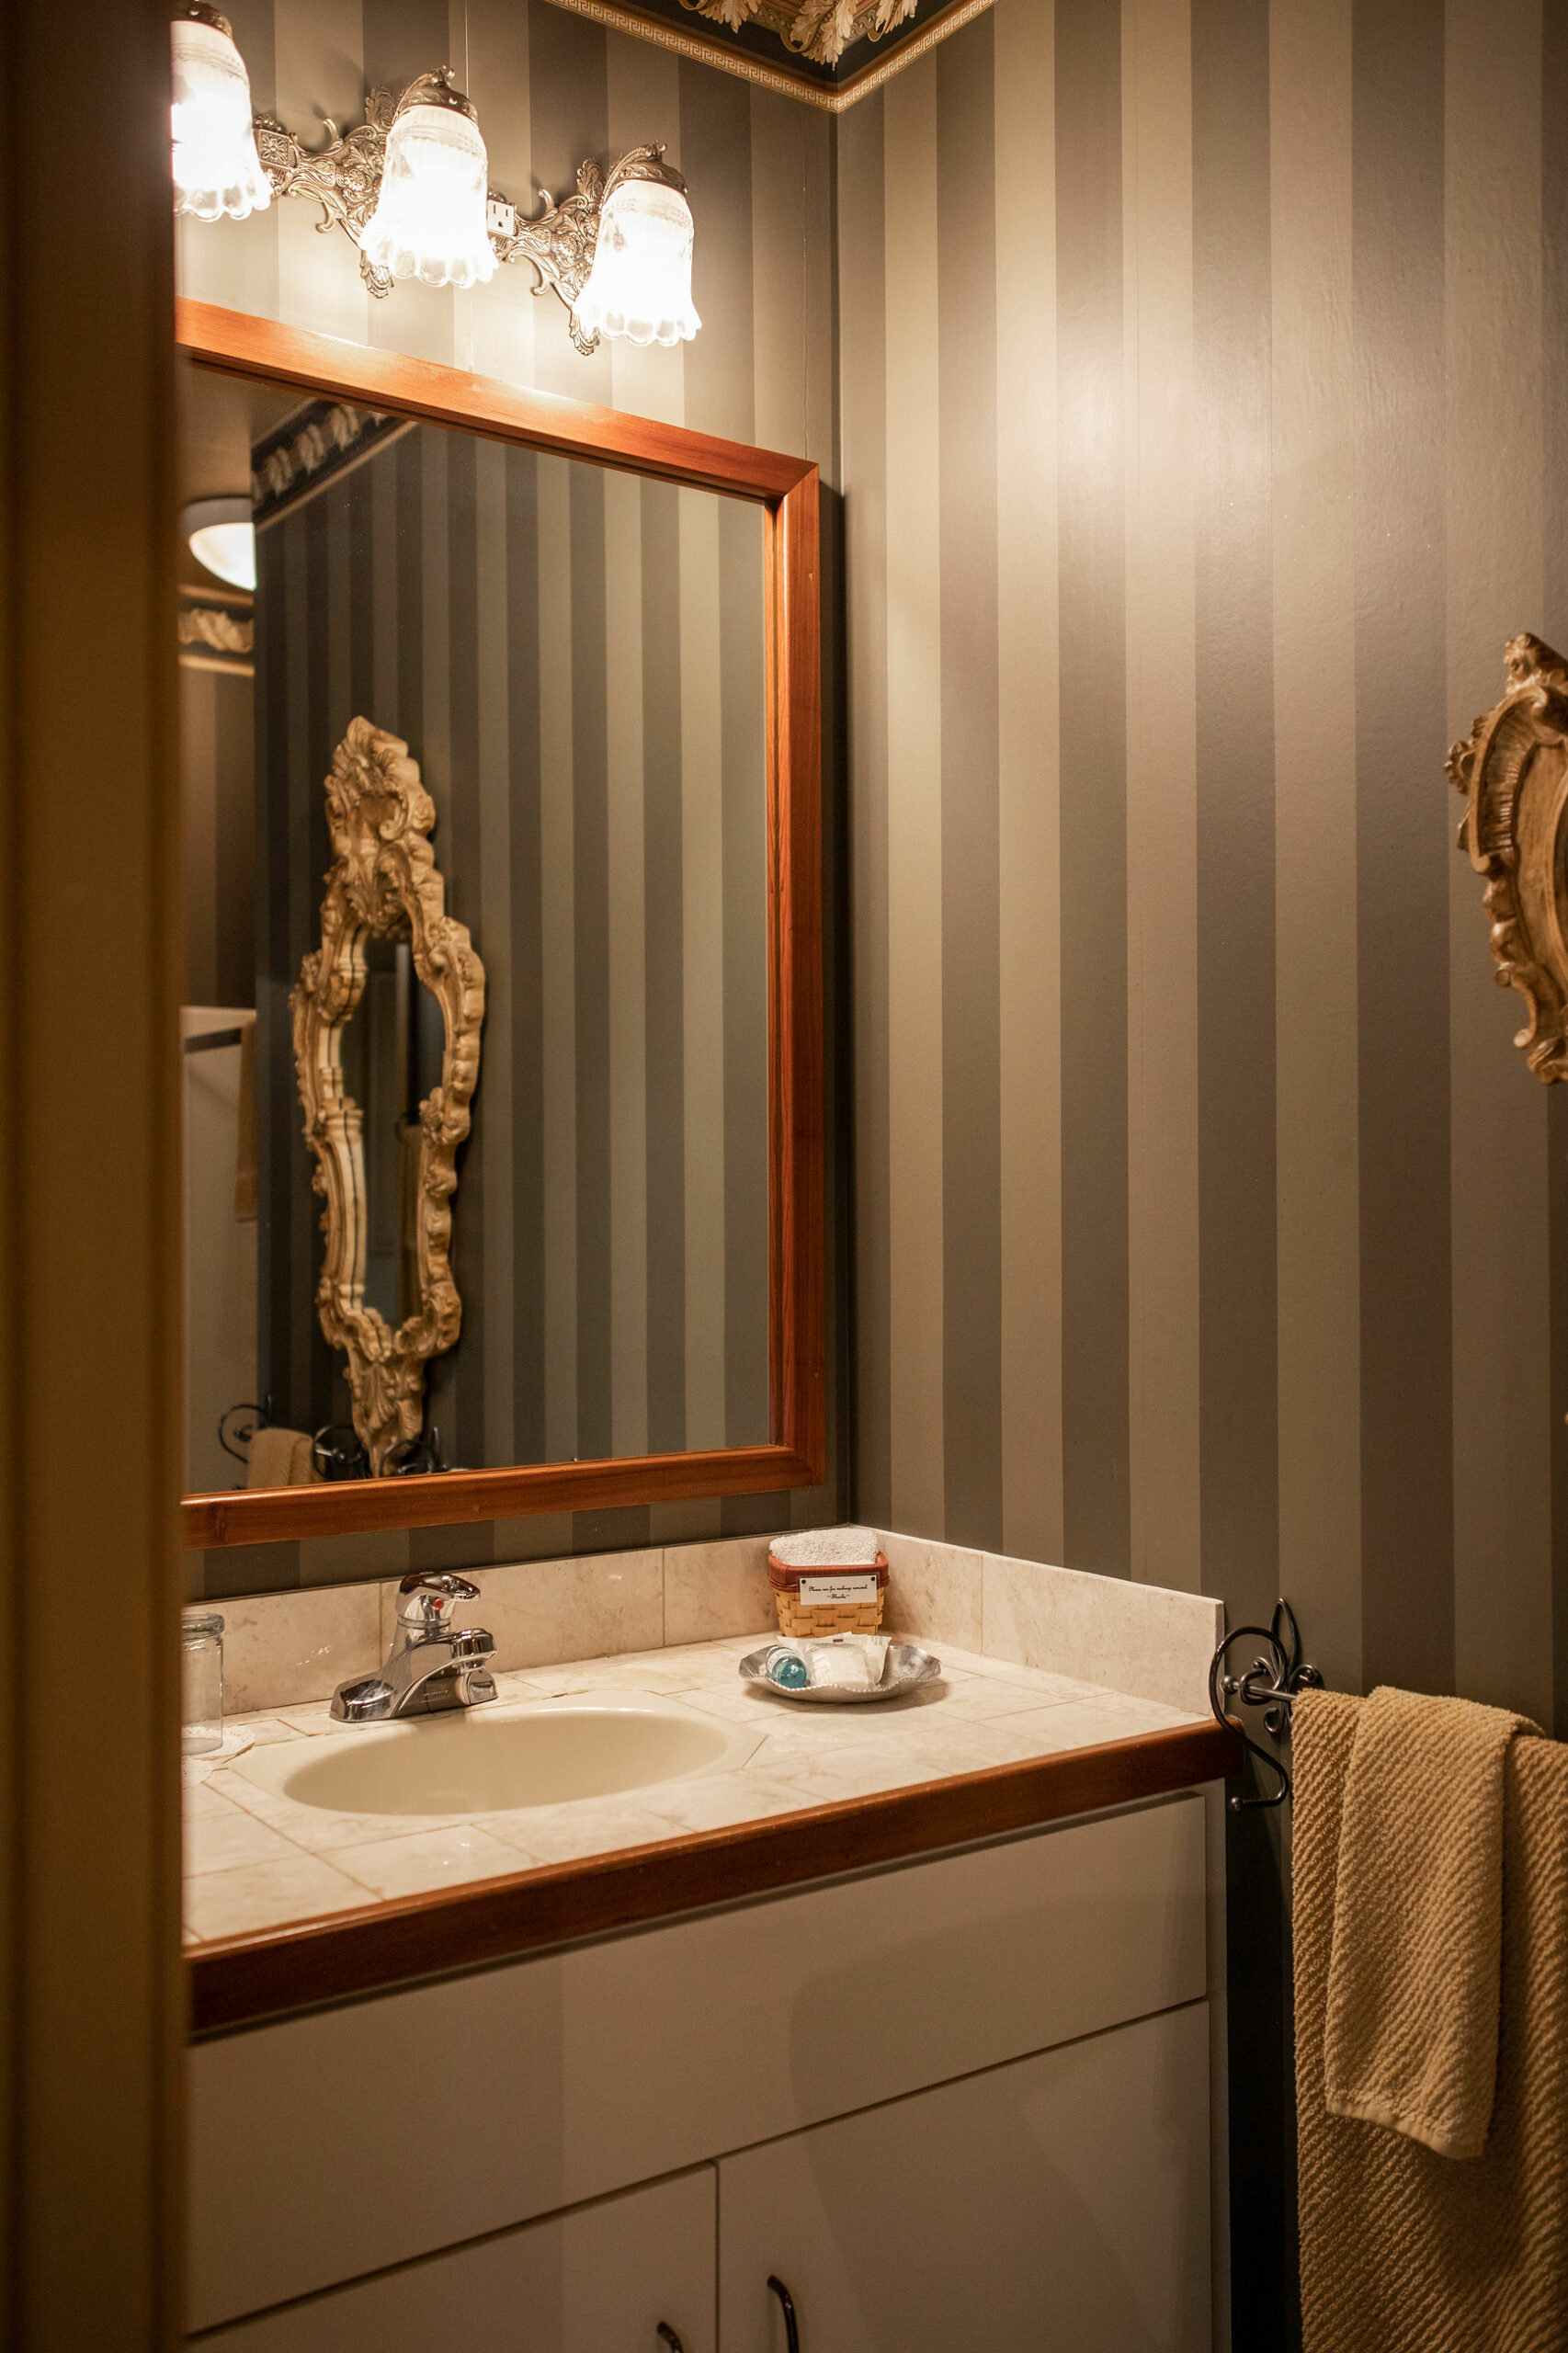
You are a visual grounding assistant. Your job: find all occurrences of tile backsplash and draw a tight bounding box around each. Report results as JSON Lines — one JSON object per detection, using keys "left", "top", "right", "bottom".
{"left": 214, "top": 1538, "right": 778, "bottom": 1715}
{"left": 207, "top": 1528, "right": 1223, "bottom": 1719}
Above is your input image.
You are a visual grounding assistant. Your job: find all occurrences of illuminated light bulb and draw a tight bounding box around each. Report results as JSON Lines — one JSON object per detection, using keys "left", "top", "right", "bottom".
{"left": 170, "top": 5, "right": 271, "bottom": 223}
{"left": 184, "top": 498, "right": 256, "bottom": 592}
{"left": 360, "top": 70, "right": 496, "bottom": 292}
{"left": 574, "top": 162, "right": 700, "bottom": 349}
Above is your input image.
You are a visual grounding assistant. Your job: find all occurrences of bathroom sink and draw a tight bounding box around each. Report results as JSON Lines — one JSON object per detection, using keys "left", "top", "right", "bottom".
{"left": 233, "top": 1693, "right": 762, "bottom": 1820}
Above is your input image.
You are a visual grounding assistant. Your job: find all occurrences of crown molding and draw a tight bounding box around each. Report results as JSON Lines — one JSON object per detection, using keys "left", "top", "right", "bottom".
{"left": 540, "top": 0, "right": 997, "bottom": 110}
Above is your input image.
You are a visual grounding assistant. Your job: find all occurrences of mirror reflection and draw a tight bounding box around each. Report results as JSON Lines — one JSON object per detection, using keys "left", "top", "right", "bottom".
{"left": 178, "top": 358, "right": 771, "bottom": 1495}
{"left": 339, "top": 937, "right": 440, "bottom": 1335}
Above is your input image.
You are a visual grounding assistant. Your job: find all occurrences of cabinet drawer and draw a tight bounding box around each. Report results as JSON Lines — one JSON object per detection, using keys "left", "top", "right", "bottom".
{"left": 719, "top": 2006, "right": 1211, "bottom": 2353}
{"left": 189, "top": 1795, "right": 1205, "bottom": 2328}
{"left": 194, "top": 2167, "right": 715, "bottom": 2352}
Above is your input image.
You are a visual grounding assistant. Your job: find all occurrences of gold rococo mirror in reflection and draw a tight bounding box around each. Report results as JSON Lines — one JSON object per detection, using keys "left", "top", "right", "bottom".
{"left": 294, "top": 717, "right": 484, "bottom": 1475}
{"left": 176, "top": 301, "right": 824, "bottom": 1553}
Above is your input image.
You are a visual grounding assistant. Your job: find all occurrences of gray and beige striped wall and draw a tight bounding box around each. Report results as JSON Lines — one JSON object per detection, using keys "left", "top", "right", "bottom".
{"left": 843, "top": 0, "right": 1568, "bottom": 1742}
{"left": 189, "top": 0, "right": 1568, "bottom": 1767}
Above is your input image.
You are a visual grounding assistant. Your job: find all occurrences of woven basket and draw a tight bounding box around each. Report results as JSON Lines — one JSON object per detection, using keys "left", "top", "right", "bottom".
{"left": 768, "top": 1547, "right": 889, "bottom": 1641}
{"left": 775, "top": 1589, "right": 887, "bottom": 1639}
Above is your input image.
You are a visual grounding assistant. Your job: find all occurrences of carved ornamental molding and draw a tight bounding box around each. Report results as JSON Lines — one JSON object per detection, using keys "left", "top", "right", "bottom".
{"left": 290, "top": 718, "right": 485, "bottom": 1472}
{"left": 177, "top": 605, "right": 254, "bottom": 655}
{"left": 1449, "top": 632, "right": 1568, "bottom": 1083}
{"left": 682, "top": 0, "right": 917, "bottom": 66}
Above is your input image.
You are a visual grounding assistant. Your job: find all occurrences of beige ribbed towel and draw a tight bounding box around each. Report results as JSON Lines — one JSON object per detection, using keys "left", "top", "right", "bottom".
{"left": 1324, "top": 1683, "right": 1540, "bottom": 2156}
{"left": 245, "top": 1425, "right": 316, "bottom": 1488}
{"left": 1296, "top": 1688, "right": 1568, "bottom": 2353}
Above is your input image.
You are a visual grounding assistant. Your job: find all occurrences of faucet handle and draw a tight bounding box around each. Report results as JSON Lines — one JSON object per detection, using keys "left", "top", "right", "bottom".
{"left": 396, "top": 1572, "right": 481, "bottom": 1634}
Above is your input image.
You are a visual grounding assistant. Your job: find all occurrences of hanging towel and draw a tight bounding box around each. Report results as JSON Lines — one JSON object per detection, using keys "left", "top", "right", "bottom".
{"left": 1324, "top": 1684, "right": 1540, "bottom": 2156}
{"left": 1295, "top": 1688, "right": 1568, "bottom": 2353}
{"left": 245, "top": 1425, "right": 316, "bottom": 1488}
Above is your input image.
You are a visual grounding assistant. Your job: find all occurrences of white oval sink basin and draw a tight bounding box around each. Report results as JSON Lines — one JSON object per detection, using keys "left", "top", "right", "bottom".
{"left": 233, "top": 1694, "right": 762, "bottom": 1820}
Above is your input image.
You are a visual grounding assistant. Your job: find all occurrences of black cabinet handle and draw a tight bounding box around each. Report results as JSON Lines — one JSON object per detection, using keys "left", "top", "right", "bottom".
{"left": 655, "top": 2327, "right": 685, "bottom": 2351}
{"left": 767, "top": 2275, "right": 801, "bottom": 2352}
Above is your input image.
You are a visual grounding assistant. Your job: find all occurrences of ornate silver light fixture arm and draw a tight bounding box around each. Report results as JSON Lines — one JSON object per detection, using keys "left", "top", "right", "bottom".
{"left": 486, "top": 158, "right": 608, "bottom": 356}
{"left": 488, "top": 145, "right": 677, "bottom": 356}
{"left": 248, "top": 74, "right": 676, "bottom": 353}
{"left": 253, "top": 91, "right": 400, "bottom": 297}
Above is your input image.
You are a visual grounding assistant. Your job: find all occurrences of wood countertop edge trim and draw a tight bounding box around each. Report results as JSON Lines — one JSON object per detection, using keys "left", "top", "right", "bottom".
{"left": 187, "top": 1718, "right": 1242, "bottom": 2034}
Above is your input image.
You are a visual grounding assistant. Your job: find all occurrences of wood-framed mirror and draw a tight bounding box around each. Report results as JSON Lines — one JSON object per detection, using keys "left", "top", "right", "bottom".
{"left": 176, "top": 299, "right": 824, "bottom": 1550}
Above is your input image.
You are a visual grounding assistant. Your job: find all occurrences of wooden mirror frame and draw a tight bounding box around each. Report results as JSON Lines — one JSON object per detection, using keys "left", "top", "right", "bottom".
{"left": 178, "top": 299, "right": 824, "bottom": 1549}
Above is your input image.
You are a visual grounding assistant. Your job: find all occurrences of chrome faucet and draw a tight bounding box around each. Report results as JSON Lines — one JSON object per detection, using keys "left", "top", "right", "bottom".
{"left": 330, "top": 1573, "right": 497, "bottom": 1722}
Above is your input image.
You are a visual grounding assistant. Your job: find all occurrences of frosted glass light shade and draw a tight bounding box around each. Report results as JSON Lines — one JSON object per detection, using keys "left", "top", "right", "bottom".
{"left": 170, "top": 13, "right": 271, "bottom": 222}
{"left": 360, "top": 102, "right": 496, "bottom": 291}
{"left": 574, "top": 176, "right": 699, "bottom": 349}
{"left": 184, "top": 497, "right": 256, "bottom": 591}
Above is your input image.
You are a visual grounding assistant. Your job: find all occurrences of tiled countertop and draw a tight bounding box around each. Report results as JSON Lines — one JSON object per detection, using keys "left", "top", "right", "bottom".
{"left": 184, "top": 1633, "right": 1204, "bottom": 1950}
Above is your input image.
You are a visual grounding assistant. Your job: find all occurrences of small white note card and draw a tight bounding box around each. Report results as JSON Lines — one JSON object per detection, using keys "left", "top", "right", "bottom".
{"left": 797, "top": 1574, "right": 879, "bottom": 1604}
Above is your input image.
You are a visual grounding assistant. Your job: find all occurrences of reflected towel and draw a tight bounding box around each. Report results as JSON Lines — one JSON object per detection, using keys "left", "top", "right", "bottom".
{"left": 1324, "top": 1684, "right": 1540, "bottom": 2157}
{"left": 1296, "top": 1689, "right": 1568, "bottom": 2352}
{"left": 245, "top": 1425, "right": 316, "bottom": 1488}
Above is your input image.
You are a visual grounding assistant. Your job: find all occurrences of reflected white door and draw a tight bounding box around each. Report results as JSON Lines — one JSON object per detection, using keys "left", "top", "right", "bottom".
{"left": 181, "top": 1005, "right": 256, "bottom": 1492}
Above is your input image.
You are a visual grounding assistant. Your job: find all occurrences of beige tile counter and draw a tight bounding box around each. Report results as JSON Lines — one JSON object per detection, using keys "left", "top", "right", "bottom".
{"left": 184, "top": 1632, "right": 1204, "bottom": 1951}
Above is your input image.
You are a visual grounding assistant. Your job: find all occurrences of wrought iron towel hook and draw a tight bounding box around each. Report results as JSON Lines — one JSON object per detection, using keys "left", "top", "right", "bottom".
{"left": 1209, "top": 1599, "right": 1324, "bottom": 1812}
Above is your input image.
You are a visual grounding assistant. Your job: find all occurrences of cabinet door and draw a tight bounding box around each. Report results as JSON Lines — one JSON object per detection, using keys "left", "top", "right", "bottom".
{"left": 196, "top": 2165, "right": 714, "bottom": 2352}
{"left": 718, "top": 2005, "right": 1210, "bottom": 2353}
{"left": 190, "top": 1800, "right": 1206, "bottom": 2327}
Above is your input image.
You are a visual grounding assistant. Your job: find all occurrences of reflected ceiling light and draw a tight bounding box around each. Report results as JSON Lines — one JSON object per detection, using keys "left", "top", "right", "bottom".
{"left": 170, "top": 4, "right": 271, "bottom": 222}
{"left": 183, "top": 497, "right": 256, "bottom": 592}
{"left": 572, "top": 154, "right": 699, "bottom": 350}
{"left": 359, "top": 69, "right": 496, "bottom": 292}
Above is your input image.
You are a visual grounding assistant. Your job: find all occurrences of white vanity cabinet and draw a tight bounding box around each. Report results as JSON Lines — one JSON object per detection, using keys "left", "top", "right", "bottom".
{"left": 198, "top": 2168, "right": 717, "bottom": 2351}
{"left": 718, "top": 2004, "right": 1211, "bottom": 2353}
{"left": 188, "top": 1793, "right": 1216, "bottom": 2347}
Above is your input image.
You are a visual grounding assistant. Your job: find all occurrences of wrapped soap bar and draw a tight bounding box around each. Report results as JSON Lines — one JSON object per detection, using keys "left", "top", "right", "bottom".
{"left": 800, "top": 1635, "right": 891, "bottom": 1688}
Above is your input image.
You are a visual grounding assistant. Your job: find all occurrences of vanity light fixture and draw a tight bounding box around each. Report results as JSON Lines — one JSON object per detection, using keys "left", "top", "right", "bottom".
{"left": 170, "top": 3, "right": 271, "bottom": 222}
{"left": 169, "top": 20, "right": 700, "bottom": 355}
{"left": 358, "top": 70, "right": 496, "bottom": 292}
{"left": 571, "top": 153, "right": 700, "bottom": 349}
{"left": 182, "top": 496, "right": 256, "bottom": 592}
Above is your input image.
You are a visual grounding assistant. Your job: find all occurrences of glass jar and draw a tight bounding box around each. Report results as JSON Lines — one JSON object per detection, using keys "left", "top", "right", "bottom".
{"left": 181, "top": 1611, "right": 225, "bottom": 1756}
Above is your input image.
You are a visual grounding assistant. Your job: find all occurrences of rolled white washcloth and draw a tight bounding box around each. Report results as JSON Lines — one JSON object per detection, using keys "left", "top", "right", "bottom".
{"left": 770, "top": 1525, "right": 881, "bottom": 1567}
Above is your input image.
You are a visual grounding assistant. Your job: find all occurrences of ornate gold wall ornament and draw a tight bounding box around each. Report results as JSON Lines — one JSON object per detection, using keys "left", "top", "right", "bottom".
{"left": 1449, "top": 632, "right": 1568, "bottom": 1082}
{"left": 290, "top": 718, "right": 485, "bottom": 1472}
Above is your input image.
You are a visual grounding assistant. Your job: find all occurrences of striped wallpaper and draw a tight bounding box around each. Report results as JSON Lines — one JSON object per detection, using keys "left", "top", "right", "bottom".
{"left": 254, "top": 425, "right": 772, "bottom": 1474}
{"left": 839, "top": 0, "right": 1568, "bottom": 1748}
{"left": 184, "top": 0, "right": 1568, "bottom": 1748}
{"left": 183, "top": 0, "right": 843, "bottom": 1597}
